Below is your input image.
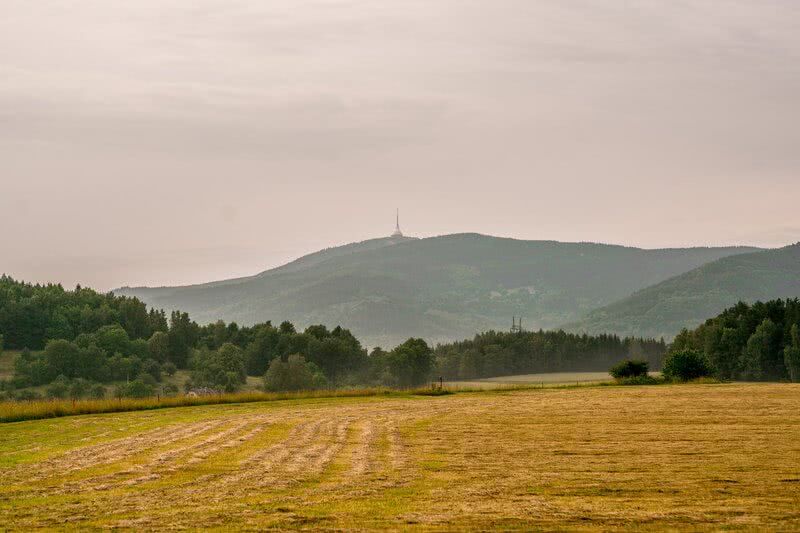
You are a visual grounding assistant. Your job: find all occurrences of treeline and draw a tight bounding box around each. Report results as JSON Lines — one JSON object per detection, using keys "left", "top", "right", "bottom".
{"left": 6, "top": 317, "right": 435, "bottom": 398}
{"left": 0, "top": 275, "right": 437, "bottom": 400}
{"left": 0, "top": 275, "right": 168, "bottom": 350}
{"left": 434, "top": 330, "right": 666, "bottom": 380}
{"left": 1, "top": 275, "right": 671, "bottom": 400}
{"left": 671, "top": 299, "right": 800, "bottom": 382}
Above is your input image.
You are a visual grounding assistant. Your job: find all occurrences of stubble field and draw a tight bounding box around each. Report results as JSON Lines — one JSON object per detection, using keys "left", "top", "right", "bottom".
{"left": 1, "top": 383, "right": 799, "bottom": 530}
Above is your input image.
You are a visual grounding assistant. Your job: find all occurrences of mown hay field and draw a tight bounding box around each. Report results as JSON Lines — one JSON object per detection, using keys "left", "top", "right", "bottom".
{"left": 1, "top": 383, "right": 799, "bottom": 530}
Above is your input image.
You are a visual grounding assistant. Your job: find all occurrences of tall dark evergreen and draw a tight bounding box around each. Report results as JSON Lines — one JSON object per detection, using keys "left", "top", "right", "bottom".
{"left": 784, "top": 325, "right": 800, "bottom": 382}
{"left": 670, "top": 298, "right": 800, "bottom": 382}
{"left": 167, "top": 311, "right": 198, "bottom": 368}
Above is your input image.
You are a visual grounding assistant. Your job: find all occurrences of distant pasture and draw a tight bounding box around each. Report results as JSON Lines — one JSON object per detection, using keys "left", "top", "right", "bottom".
{"left": 446, "top": 371, "right": 614, "bottom": 389}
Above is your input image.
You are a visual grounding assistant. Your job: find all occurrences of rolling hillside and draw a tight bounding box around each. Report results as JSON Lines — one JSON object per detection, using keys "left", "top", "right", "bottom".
{"left": 115, "top": 234, "right": 757, "bottom": 348}
{"left": 568, "top": 243, "right": 800, "bottom": 340}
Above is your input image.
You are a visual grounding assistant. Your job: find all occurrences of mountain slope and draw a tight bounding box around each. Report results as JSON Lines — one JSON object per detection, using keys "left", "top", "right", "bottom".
{"left": 115, "top": 234, "right": 757, "bottom": 348}
{"left": 568, "top": 243, "right": 800, "bottom": 340}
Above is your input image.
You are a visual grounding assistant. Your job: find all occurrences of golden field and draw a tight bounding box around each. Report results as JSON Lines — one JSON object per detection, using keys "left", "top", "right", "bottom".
{"left": 1, "top": 383, "right": 799, "bottom": 530}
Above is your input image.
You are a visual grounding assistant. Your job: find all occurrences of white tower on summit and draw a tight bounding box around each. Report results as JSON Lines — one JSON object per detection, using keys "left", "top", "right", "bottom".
{"left": 391, "top": 209, "right": 403, "bottom": 237}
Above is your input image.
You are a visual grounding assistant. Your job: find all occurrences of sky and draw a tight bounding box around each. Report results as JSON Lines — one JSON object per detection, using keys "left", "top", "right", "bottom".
{"left": 2, "top": 0, "right": 799, "bottom": 291}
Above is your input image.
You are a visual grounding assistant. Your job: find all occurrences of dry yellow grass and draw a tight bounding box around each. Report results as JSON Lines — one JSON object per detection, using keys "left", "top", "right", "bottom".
{"left": 1, "top": 383, "right": 799, "bottom": 530}
{"left": 0, "top": 388, "right": 396, "bottom": 423}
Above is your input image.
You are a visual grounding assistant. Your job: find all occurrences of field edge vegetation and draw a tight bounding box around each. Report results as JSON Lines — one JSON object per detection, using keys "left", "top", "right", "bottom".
{"left": 0, "top": 377, "right": 728, "bottom": 424}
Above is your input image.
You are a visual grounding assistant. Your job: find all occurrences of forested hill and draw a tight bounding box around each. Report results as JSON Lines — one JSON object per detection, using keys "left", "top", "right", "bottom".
{"left": 154, "top": 235, "right": 419, "bottom": 290}
{"left": 568, "top": 244, "right": 800, "bottom": 340}
{"left": 115, "top": 234, "right": 756, "bottom": 348}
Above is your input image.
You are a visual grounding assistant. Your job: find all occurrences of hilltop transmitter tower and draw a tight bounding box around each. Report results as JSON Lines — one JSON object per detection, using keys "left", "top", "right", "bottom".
{"left": 391, "top": 209, "right": 403, "bottom": 238}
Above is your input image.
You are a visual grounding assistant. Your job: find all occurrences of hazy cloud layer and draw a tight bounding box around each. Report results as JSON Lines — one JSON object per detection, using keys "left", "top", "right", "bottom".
{"left": 2, "top": 0, "right": 799, "bottom": 289}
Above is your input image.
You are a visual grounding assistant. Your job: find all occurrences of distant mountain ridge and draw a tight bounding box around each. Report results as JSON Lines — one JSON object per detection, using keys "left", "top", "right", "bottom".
{"left": 121, "top": 236, "right": 418, "bottom": 292}
{"left": 115, "top": 233, "right": 759, "bottom": 348}
{"left": 567, "top": 243, "right": 800, "bottom": 340}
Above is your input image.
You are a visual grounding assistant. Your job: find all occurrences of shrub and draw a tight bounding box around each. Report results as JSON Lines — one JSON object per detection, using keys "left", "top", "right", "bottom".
{"left": 138, "top": 372, "right": 158, "bottom": 387}
{"left": 610, "top": 359, "right": 649, "bottom": 379}
{"left": 46, "top": 375, "right": 70, "bottom": 399}
{"left": 69, "top": 378, "right": 91, "bottom": 399}
{"left": 115, "top": 380, "right": 155, "bottom": 399}
{"left": 223, "top": 372, "right": 242, "bottom": 393}
{"left": 662, "top": 349, "right": 712, "bottom": 381}
{"left": 89, "top": 384, "right": 107, "bottom": 399}
{"left": 142, "top": 359, "right": 162, "bottom": 382}
{"left": 162, "top": 361, "right": 177, "bottom": 377}
{"left": 264, "top": 354, "right": 327, "bottom": 392}
{"left": 162, "top": 383, "right": 179, "bottom": 396}
{"left": 14, "top": 390, "right": 42, "bottom": 401}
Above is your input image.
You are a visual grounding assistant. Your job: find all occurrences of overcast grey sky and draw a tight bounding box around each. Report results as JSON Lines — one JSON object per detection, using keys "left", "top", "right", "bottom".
{"left": 2, "top": 0, "right": 799, "bottom": 290}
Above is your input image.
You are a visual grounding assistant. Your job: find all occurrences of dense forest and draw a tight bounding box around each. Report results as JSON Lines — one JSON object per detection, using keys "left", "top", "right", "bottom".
{"left": 670, "top": 298, "right": 800, "bottom": 382}
{"left": 0, "top": 274, "right": 168, "bottom": 351}
{"left": 0, "top": 275, "right": 433, "bottom": 398}
{"left": 435, "top": 330, "right": 666, "bottom": 380}
{"left": 1, "top": 275, "right": 665, "bottom": 400}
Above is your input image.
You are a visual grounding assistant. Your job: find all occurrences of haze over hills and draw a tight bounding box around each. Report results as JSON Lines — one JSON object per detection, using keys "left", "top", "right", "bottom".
{"left": 569, "top": 243, "right": 800, "bottom": 340}
{"left": 115, "top": 233, "right": 757, "bottom": 348}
